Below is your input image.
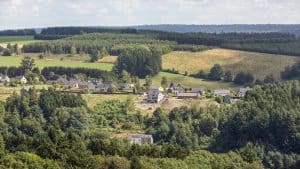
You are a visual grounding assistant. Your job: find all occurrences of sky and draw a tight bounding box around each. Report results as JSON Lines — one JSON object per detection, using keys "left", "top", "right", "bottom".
{"left": 0, "top": 0, "right": 300, "bottom": 30}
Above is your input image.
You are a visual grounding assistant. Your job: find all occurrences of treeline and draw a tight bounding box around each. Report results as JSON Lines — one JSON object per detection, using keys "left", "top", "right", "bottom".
{"left": 148, "top": 30, "right": 300, "bottom": 56}
{"left": 41, "top": 66, "right": 114, "bottom": 80}
{"left": 0, "top": 29, "right": 36, "bottom": 36}
{"left": 23, "top": 33, "right": 172, "bottom": 55}
{"left": 281, "top": 61, "right": 300, "bottom": 80}
{"left": 40, "top": 26, "right": 137, "bottom": 35}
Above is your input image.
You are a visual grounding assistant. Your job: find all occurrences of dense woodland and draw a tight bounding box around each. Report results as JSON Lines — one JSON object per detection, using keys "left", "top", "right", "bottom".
{"left": 1, "top": 80, "right": 300, "bottom": 168}
{"left": 0, "top": 29, "right": 36, "bottom": 36}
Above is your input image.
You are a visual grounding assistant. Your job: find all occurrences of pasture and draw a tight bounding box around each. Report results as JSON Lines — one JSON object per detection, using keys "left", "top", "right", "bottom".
{"left": 162, "top": 48, "right": 300, "bottom": 79}
{"left": 151, "top": 72, "right": 238, "bottom": 89}
{"left": 0, "top": 55, "right": 114, "bottom": 71}
{"left": 0, "top": 36, "right": 38, "bottom": 45}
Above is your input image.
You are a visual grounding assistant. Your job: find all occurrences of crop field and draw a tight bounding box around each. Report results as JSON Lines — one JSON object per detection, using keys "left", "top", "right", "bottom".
{"left": 151, "top": 72, "right": 238, "bottom": 89}
{"left": 0, "top": 55, "right": 114, "bottom": 71}
{"left": 162, "top": 48, "right": 300, "bottom": 79}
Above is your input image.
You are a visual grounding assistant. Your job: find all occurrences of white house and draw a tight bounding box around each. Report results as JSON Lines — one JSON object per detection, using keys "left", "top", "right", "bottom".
{"left": 15, "top": 76, "right": 27, "bottom": 84}
{"left": 147, "top": 86, "right": 164, "bottom": 103}
{"left": 238, "top": 87, "right": 252, "bottom": 97}
{"left": 129, "top": 134, "right": 153, "bottom": 144}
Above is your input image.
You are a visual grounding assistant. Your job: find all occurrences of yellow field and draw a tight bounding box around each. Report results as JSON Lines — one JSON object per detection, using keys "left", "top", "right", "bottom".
{"left": 162, "top": 48, "right": 300, "bottom": 79}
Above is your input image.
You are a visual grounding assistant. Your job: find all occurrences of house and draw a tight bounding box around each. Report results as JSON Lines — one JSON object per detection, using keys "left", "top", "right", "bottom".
{"left": 119, "top": 83, "right": 135, "bottom": 89}
{"left": 177, "top": 93, "right": 200, "bottom": 99}
{"left": 191, "top": 88, "right": 205, "bottom": 95}
{"left": 168, "top": 86, "right": 185, "bottom": 94}
{"left": 88, "top": 82, "right": 96, "bottom": 90}
{"left": 55, "top": 77, "right": 69, "bottom": 85}
{"left": 223, "top": 95, "right": 232, "bottom": 104}
{"left": 238, "top": 87, "right": 252, "bottom": 98}
{"left": 147, "top": 86, "right": 164, "bottom": 103}
{"left": 0, "top": 75, "right": 10, "bottom": 83}
{"left": 96, "top": 82, "right": 113, "bottom": 93}
{"left": 78, "top": 82, "right": 89, "bottom": 89}
{"left": 214, "top": 89, "right": 231, "bottom": 97}
{"left": 129, "top": 134, "right": 153, "bottom": 145}
{"left": 112, "top": 134, "right": 153, "bottom": 145}
{"left": 15, "top": 76, "right": 27, "bottom": 84}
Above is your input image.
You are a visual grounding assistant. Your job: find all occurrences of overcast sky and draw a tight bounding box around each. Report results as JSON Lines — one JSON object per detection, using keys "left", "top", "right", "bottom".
{"left": 1, "top": 0, "right": 300, "bottom": 30}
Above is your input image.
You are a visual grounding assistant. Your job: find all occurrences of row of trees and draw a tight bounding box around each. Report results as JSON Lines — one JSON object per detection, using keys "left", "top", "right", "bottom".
{"left": 191, "top": 64, "right": 255, "bottom": 85}
{"left": 0, "top": 29, "right": 36, "bottom": 36}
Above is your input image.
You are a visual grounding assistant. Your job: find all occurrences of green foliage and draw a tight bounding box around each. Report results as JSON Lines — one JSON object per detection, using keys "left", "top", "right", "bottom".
{"left": 234, "top": 72, "right": 254, "bottom": 85}
{"left": 208, "top": 64, "right": 224, "bottom": 81}
{"left": 20, "top": 56, "right": 35, "bottom": 72}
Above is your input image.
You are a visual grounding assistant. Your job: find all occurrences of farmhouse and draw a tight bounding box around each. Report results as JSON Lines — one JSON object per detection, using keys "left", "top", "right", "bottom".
{"left": 238, "top": 87, "right": 252, "bottom": 97}
{"left": 214, "top": 89, "right": 231, "bottom": 97}
{"left": 147, "top": 86, "right": 165, "bottom": 103}
{"left": 112, "top": 134, "right": 154, "bottom": 145}
{"left": 15, "top": 76, "right": 27, "bottom": 84}
{"left": 168, "top": 86, "right": 185, "bottom": 94}
{"left": 177, "top": 92, "right": 200, "bottom": 99}
{"left": 118, "top": 82, "right": 135, "bottom": 89}
{"left": 129, "top": 134, "right": 153, "bottom": 145}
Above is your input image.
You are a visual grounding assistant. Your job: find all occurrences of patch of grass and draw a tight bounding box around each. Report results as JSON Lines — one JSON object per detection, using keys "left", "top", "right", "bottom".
{"left": 0, "top": 55, "right": 114, "bottom": 71}
{"left": 152, "top": 72, "right": 238, "bottom": 89}
{"left": 162, "top": 48, "right": 300, "bottom": 79}
{"left": 82, "top": 94, "right": 138, "bottom": 108}
{"left": 0, "top": 36, "right": 38, "bottom": 44}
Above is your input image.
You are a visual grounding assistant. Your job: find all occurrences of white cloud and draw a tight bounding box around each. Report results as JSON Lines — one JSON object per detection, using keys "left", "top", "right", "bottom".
{"left": 0, "top": 0, "right": 299, "bottom": 29}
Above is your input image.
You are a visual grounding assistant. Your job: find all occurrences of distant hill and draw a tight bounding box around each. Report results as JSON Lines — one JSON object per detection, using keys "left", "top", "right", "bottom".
{"left": 133, "top": 24, "right": 300, "bottom": 36}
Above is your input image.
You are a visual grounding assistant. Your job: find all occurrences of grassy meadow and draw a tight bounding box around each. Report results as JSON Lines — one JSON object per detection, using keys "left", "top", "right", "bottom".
{"left": 0, "top": 36, "right": 39, "bottom": 45}
{"left": 0, "top": 55, "right": 114, "bottom": 71}
{"left": 162, "top": 48, "right": 300, "bottom": 79}
{"left": 151, "top": 72, "right": 238, "bottom": 89}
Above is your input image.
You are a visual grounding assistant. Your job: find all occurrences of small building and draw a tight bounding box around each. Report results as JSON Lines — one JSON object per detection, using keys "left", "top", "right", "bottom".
{"left": 177, "top": 93, "right": 200, "bottom": 99}
{"left": 214, "top": 89, "right": 231, "bottom": 97}
{"left": 224, "top": 95, "right": 232, "bottom": 104}
{"left": 15, "top": 76, "right": 27, "bottom": 84}
{"left": 147, "top": 86, "right": 164, "bottom": 103}
{"left": 96, "top": 82, "right": 114, "bottom": 93}
{"left": 168, "top": 86, "right": 185, "bottom": 94}
{"left": 119, "top": 83, "right": 135, "bottom": 89}
{"left": 0, "top": 75, "right": 10, "bottom": 83}
{"left": 129, "top": 134, "right": 153, "bottom": 145}
{"left": 55, "top": 77, "right": 69, "bottom": 85}
{"left": 78, "top": 82, "right": 89, "bottom": 90}
{"left": 191, "top": 88, "right": 205, "bottom": 95}
{"left": 238, "top": 87, "right": 252, "bottom": 98}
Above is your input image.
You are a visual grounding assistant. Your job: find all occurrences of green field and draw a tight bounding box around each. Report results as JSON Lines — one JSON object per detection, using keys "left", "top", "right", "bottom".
{"left": 0, "top": 55, "right": 114, "bottom": 71}
{"left": 151, "top": 72, "right": 238, "bottom": 89}
{"left": 82, "top": 94, "right": 138, "bottom": 108}
{"left": 163, "top": 48, "right": 300, "bottom": 79}
{"left": 0, "top": 36, "right": 38, "bottom": 44}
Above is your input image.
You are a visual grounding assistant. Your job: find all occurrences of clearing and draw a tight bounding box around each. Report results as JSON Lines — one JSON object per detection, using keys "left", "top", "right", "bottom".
{"left": 151, "top": 72, "right": 238, "bottom": 89}
{"left": 162, "top": 48, "right": 300, "bottom": 79}
{"left": 0, "top": 55, "right": 114, "bottom": 71}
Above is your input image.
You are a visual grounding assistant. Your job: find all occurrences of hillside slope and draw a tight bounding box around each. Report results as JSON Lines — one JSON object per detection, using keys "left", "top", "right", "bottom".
{"left": 162, "top": 48, "right": 300, "bottom": 79}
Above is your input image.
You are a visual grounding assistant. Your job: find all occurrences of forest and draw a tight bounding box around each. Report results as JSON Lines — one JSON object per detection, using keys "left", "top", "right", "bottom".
{"left": 1, "top": 80, "right": 300, "bottom": 168}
